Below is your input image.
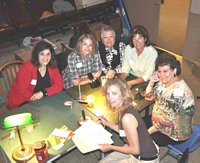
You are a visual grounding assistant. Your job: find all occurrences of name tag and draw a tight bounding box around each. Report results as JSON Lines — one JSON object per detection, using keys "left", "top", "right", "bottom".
{"left": 76, "top": 62, "right": 82, "bottom": 68}
{"left": 119, "top": 130, "right": 126, "bottom": 137}
{"left": 31, "top": 79, "right": 37, "bottom": 85}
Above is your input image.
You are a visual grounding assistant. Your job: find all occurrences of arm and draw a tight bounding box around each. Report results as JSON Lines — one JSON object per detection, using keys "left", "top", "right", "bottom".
{"left": 100, "top": 113, "right": 140, "bottom": 155}
{"left": 127, "top": 77, "right": 145, "bottom": 88}
{"left": 120, "top": 45, "right": 131, "bottom": 79}
{"left": 16, "top": 62, "right": 36, "bottom": 102}
{"left": 97, "top": 116, "right": 119, "bottom": 132}
{"left": 45, "top": 67, "right": 64, "bottom": 96}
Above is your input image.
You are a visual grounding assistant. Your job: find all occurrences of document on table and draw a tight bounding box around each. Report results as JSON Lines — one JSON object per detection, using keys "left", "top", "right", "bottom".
{"left": 72, "top": 119, "right": 113, "bottom": 153}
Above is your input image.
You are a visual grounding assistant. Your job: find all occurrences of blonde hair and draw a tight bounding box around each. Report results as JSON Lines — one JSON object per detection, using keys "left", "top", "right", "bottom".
{"left": 103, "top": 77, "right": 135, "bottom": 111}
{"left": 74, "top": 33, "right": 97, "bottom": 55}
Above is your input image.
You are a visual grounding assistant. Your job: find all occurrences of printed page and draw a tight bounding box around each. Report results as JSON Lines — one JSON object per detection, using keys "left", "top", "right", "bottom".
{"left": 72, "top": 120, "right": 113, "bottom": 153}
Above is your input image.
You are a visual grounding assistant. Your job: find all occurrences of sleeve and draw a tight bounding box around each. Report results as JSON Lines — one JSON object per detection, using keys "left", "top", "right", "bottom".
{"left": 46, "top": 67, "right": 64, "bottom": 96}
{"left": 121, "top": 45, "right": 131, "bottom": 74}
{"left": 98, "top": 51, "right": 107, "bottom": 73}
{"left": 16, "top": 62, "right": 35, "bottom": 102}
{"left": 115, "top": 42, "right": 126, "bottom": 73}
{"left": 141, "top": 49, "right": 158, "bottom": 81}
{"left": 92, "top": 53, "right": 102, "bottom": 72}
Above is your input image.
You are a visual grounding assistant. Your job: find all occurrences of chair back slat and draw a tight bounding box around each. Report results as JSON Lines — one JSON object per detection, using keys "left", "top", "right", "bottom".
{"left": 0, "top": 60, "right": 23, "bottom": 101}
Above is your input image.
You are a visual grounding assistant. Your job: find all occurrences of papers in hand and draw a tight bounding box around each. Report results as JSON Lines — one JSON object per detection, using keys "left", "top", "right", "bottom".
{"left": 72, "top": 119, "right": 113, "bottom": 153}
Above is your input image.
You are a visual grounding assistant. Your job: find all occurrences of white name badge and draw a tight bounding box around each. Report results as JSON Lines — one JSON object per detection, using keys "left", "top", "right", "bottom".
{"left": 31, "top": 79, "right": 37, "bottom": 85}
{"left": 76, "top": 62, "right": 82, "bottom": 68}
{"left": 119, "top": 130, "right": 126, "bottom": 137}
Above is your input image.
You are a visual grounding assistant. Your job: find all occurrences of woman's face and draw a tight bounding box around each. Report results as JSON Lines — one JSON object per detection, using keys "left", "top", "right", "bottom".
{"left": 80, "top": 38, "right": 93, "bottom": 57}
{"left": 132, "top": 34, "right": 145, "bottom": 51}
{"left": 157, "top": 65, "right": 175, "bottom": 85}
{"left": 106, "top": 85, "right": 123, "bottom": 108}
{"left": 102, "top": 31, "right": 115, "bottom": 48}
{"left": 38, "top": 49, "right": 51, "bottom": 67}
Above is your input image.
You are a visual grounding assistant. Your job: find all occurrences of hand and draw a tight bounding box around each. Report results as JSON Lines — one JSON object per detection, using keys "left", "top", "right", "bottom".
{"left": 97, "top": 116, "right": 109, "bottom": 126}
{"left": 99, "top": 144, "right": 112, "bottom": 152}
{"left": 150, "top": 72, "right": 159, "bottom": 84}
{"left": 127, "top": 80, "right": 133, "bottom": 89}
{"left": 106, "top": 70, "right": 115, "bottom": 79}
{"left": 30, "top": 91, "right": 43, "bottom": 101}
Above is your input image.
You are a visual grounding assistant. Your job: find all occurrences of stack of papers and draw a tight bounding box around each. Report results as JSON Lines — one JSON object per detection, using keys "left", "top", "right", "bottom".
{"left": 72, "top": 120, "right": 113, "bottom": 153}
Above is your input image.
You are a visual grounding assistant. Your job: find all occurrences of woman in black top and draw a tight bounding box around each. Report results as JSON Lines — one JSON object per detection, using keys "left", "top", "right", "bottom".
{"left": 98, "top": 78, "right": 159, "bottom": 163}
{"left": 98, "top": 25, "right": 126, "bottom": 79}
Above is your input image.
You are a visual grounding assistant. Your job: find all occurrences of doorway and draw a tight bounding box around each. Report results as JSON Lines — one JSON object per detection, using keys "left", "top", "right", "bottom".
{"left": 157, "top": 0, "right": 190, "bottom": 55}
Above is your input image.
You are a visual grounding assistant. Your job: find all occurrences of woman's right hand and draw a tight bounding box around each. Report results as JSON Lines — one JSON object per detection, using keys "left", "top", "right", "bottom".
{"left": 149, "top": 72, "right": 159, "bottom": 85}
{"left": 97, "top": 116, "right": 109, "bottom": 126}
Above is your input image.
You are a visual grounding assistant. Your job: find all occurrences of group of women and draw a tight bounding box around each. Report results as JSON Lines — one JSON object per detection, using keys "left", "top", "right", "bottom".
{"left": 7, "top": 24, "right": 195, "bottom": 163}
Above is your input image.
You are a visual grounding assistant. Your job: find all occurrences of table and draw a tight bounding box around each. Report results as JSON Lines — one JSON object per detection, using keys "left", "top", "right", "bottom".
{"left": 66, "top": 81, "right": 153, "bottom": 124}
{"left": 0, "top": 91, "right": 97, "bottom": 162}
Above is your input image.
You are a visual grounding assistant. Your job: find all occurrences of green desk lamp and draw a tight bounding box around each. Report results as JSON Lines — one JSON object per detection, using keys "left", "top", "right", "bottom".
{"left": 4, "top": 113, "right": 35, "bottom": 161}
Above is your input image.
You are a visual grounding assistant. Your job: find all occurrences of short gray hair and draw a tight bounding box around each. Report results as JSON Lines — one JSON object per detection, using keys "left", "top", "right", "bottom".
{"left": 100, "top": 25, "right": 116, "bottom": 40}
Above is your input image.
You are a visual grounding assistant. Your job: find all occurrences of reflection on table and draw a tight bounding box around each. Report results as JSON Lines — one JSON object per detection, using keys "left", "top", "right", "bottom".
{"left": 66, "top": 78, "right": 153, "bottom": 124}
{"left": 0, "top": 91, "right": 97, "bottom": 162}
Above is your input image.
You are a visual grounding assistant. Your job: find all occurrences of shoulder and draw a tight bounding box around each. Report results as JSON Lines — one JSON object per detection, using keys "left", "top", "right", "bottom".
{"left": 124, "top": 45, "right": 134, "bottom": 53}
{"left": 121, "top": 111, "right": 138, "bottom": 128}
{"left": 146, "top": 46, "right": 158, "bottom": 57}
{"left": 22, "top": 61, "right": 36, "bottom": 69}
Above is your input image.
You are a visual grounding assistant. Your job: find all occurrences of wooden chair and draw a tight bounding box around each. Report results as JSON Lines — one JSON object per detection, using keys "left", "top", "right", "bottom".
{"left": 0, "top": 60, "right": 23, "bottom": 106}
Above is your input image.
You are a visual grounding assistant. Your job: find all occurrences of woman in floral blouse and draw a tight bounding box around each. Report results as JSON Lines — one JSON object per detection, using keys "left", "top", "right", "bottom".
{"left": 145, "top": 52, "right": 195, "bottom": 146}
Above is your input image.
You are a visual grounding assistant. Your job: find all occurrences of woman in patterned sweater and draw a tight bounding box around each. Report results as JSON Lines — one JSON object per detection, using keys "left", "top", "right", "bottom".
{"left": 145, "top": 52, "right": 195, "bottom": 146}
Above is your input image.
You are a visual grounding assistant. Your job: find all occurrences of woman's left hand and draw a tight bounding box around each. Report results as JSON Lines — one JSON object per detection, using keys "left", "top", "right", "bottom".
{"left": 30, "top": 91, "right": 44, "bottom": 101}
{"left": 99, "top": 144, "right": 112, "bottom": 152}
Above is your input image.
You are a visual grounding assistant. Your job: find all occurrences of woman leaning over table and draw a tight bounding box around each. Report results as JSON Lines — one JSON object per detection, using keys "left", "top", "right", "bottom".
{"left": 98, "top": 25, "right": 126, "bottom": 79}
{"left": 98, "top": 78, "right": 159, "bottom": 163}
{"left": 62, "top": 33, "right": 102, "bottom": 89}
{"left": 7, "top": 40, "right": 63, "bottom": 109}
{"left": 120, "top": 25, "right": 158, "bottom": 88}
{"left": 145, "top": 53, "right": 195, "bottom": 146}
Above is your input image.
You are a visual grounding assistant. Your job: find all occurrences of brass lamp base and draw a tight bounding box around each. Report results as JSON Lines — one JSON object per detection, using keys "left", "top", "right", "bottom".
{"left": 12, "top": 144, "right": 35, "bottom": 161}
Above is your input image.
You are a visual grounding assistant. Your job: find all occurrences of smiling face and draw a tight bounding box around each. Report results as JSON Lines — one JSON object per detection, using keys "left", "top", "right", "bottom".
{"left": 157, "top": 65, "right": 176, "bottom": 85}
{"left": 38, "top": 49, "right": 51, "bottom": 67}
{"left": 106, "top": 85, "right": 123, "bottom": 108}
{"left": 80, "top": 38, "right": 93, "bottom": 57}
{"left": 102, "top": 31, "right": 115, "bottom": 48}
{"left": 132, "top": 34, "right": 146, "bottom": 53}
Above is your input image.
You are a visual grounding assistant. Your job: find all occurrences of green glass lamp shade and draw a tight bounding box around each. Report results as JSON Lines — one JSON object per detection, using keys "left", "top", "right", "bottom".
{"left": 4, "top": 113, "right": 33, "bottom": 129}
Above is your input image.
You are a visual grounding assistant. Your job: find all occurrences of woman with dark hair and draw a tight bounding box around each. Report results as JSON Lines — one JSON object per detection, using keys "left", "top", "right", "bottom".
{"left": 62, "top": 33, "right": 102, "bottom": 89}
{"left": 98, "top": 25, "right": 126, "bottom": 79}
{"left": 121, "top": 25, "right": 158, "bottom": 88}
{"left": 7, "top": 40, "right": 63, "bottom": 109}
{"left": 98, "top": 78, "right": 159, "bottom": 163}
{"left": 145, "top": 53, "right": 195, "bottom": 146}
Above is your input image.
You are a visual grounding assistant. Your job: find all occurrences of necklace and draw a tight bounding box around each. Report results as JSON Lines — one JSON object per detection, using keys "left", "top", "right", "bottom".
{"left": 38, "top": 66, "right": 46, "bottom": 77}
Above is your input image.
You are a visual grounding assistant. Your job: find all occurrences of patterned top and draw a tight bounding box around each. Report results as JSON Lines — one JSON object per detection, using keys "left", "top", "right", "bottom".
{"left": 152, "top": 79, "right": 195, "bottom": 141}
{"left": 62, "top": 51, "right": 102, "bottom": 89}
{"left": 98, "top": 41, "right": 126, "bottom": 73}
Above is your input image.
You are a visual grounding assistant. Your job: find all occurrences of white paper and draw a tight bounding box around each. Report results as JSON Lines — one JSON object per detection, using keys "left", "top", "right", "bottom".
{"left": 49, "top": 128, "right": 71, "bottom": 139}
{"left": 72, "top": 120, "right": 113, "bottom": 153}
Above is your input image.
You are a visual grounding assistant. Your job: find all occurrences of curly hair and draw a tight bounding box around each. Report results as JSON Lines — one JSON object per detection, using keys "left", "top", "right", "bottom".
{"left": 155, "top": 52, "right": 182, "bottom": 76}
{"left": 129, "top": 25, "right": 151, "bottom": 48}
{"left": 103, "top": 77, "right": 135, "bottom": 111}
{"left": 31, "top": 40, "right": 57, "bottom": 68}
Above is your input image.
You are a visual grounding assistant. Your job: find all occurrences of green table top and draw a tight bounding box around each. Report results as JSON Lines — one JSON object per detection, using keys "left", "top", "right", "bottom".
{"left": 0, "top": 91, "right": 97, "bottom": 162}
